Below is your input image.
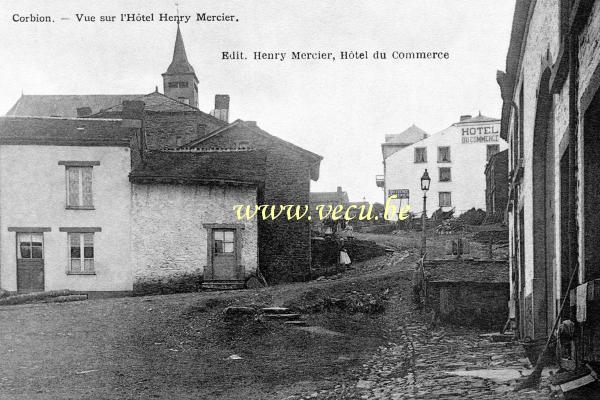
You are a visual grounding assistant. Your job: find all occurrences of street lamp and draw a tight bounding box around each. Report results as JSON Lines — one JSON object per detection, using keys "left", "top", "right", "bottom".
{"left": 420, "top": 169, "right": 431, "bottom": 256}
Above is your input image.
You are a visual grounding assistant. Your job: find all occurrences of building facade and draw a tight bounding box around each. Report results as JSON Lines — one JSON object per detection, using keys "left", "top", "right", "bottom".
{"left": 497, "top": 0, "right": 600, "bottom": 365}
{"left": 0, "top": 117, "right": 133, "bottom": 295}
{"left": 0, "top": 103, "right": 265, "bottom": 296}
{"left": 380, "top": 114, "right": 507, "bottom": 220}
{"left": 183, "top": 120, "right": 322, "bottom": 283}
{"left": 485, "top": 149, "right": 509, "bottom": 217}
{"left": 5, "top": 25, "right": 321, "bottom": 285}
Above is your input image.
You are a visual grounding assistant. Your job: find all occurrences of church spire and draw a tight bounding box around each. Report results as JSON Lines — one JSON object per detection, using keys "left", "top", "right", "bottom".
{"left": 162, "top": 25, "right": 199, "bottom": 107}
{"left": 165, "top": 25, "right": 196, "bottom": 76}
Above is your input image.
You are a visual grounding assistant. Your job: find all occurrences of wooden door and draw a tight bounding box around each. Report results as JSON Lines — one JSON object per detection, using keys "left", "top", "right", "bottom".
{"left": 207, "top": 229, "right": 241, "bottom": 280}
{"left": 16, "top": 233, "right": 45, "bottom": 293}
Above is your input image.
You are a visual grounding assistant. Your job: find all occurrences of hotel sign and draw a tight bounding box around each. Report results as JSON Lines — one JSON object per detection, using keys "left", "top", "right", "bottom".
{"left": 461, "top": 124, "right": 500, "bottom": 144}
{"left": 388, "top": 189, "right": 409, "bottom": 199}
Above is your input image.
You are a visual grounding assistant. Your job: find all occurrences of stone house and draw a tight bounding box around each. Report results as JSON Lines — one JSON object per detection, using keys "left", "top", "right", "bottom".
{"left": 182, "top": 120, "right": 322, "bottom": 283}
{"left": 5, "top": 25, "right": 321, "bottom": 285}
{"left": 497, "top": 0, "right": 600, "bottom": 367}
{"left": 0, "top": 102, "right": 265, "bottom": 296}
{"left": 484, "top": 149, "right": 509, "bottom": 217}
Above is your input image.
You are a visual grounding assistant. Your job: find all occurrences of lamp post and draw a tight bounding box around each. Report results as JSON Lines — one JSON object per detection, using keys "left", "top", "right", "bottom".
{"left": 420, "top": 169, "right": 431, "bottom": 256}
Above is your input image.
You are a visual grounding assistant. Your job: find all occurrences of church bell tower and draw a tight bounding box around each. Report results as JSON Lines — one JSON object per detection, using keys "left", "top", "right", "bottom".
{"left": 162, "top": 25, "right": 199, "bottom": 107}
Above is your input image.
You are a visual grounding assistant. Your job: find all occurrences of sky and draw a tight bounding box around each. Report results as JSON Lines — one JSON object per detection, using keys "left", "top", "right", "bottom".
{"left": 0, "top": 0, "right": 516, "bottom": 203}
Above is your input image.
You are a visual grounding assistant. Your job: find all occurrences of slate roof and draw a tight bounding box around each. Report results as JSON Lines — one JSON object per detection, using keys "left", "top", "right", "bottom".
{"left": 384, "top": 124, "right": 428, "bottom": 145}
{"left": 164, "top": 25, "right": 196, "bottom": 76}
{"left": 310, "top": 191, "right": 349, "bottom": 204}
{"left": 129, "top": 149, "right": 267, "bottom": 186}
{"left": 95, "top": 91, "right": 206, "bottom": 114}
{"left": 183, "top": 119, "right": 323, "bottom": 163}
{"left": 458, "top": 113, "right": 499, "bottom": 124}
{"left": 0, "top": 116, "right": 132, "bottom": 146}
{"left": 6, "top": 94, "right": 143, "bottom": 118}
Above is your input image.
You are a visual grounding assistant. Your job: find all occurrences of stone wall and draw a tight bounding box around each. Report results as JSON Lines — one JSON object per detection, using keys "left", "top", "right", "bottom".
{"left": 143, "top": 112, "right": 222, "bottom": 149}
{"left": 131, "top": 183, "right": 258, "bottom": 294}
{"left": 199, "top": 124, "right": 315, "bottom": 283}
{"left": 427, "top": 281, "right": 509, "bottom": 331}
{"left": 578, "top": 0, "right": 600, "bottom": 106}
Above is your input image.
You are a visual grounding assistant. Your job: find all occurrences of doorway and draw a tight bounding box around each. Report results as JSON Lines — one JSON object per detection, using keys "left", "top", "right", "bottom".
{"left": 204, "top": 225, "right": 244, "bottom": 281}
{"left": 16, "top": 232, "right": 45, "bottom": 293}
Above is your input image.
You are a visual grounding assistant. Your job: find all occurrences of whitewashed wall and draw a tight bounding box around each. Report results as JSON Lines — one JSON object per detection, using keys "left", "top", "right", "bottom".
{"left": 383, "top": 121, "right": 506, "bottom": 221}
{"left": 0, "top": 145, "right": 133, "bottom": 292}
{"left": 131, "top": 184, "right": 258, "bottom": 285}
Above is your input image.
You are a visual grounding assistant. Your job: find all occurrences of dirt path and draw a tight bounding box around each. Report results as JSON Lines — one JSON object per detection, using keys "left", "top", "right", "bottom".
{"left": 0, "top": 231, "right": 523, "bottom": 399}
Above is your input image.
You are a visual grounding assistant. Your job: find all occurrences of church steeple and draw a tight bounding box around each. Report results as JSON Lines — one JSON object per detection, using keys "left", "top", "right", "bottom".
{"left": 162, "top": 25, "right": 199, "bottom": 107}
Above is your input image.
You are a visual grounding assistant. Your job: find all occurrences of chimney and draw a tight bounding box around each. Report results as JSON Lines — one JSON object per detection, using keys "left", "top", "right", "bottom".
{"left": 459, "top": 114, "right": 472, "bottom": 122}
{"left": 213, "top": 94, "right": 230, "bottom": 122}
{"left": 76, "top": 107, "right": 92, "bottom": 117}
{"left": 337, "top": 186, "right": 342, "bottom": 194}
{"left": 197, "top": 123, "right": 207, "bottom": 138}
{"left": 122, "top": 100, "right": 146, "bottom": 166}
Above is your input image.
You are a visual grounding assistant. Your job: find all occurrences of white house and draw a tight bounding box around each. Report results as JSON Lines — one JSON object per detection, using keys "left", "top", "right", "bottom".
{"left": 0, "top": 116, "right": 134, "bottom": 295}
{"left": 0, "top": 101, "right": 264, "bottom": 296}
{"left": 381, "top": 113, "right": 508, "bottom": 220}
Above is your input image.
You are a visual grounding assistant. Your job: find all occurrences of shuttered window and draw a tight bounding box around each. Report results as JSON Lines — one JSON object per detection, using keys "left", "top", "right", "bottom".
{"left": 66, "top": 167, "right": 93, "bottom": 208}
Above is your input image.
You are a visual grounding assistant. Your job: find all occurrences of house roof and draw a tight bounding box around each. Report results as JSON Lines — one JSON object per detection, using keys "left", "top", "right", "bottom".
{"left": 164, "top": 25, "right": 197, "bottom": 77}
{"left": 6, "top": 94, "right": 143, "bottom": 118}
{"left": 310, "top": 191, "right": 349, "bottom": 204}
{"left": 384, "top": 124, "right": 428, "bottom": 144}
{"left": 182, "top": 119, "right": 323, "bottom": 162}
{"left": 95, "top": 91, "right": 210, "bottom": 114}
{"left": 457, "top": 113, "right": 499, "bottom": 124}
{"left": 0, "top": 116, "right": 132, "bottom": 146}
{"left": 129, "top": 149, "right": 267, "bottom": 186}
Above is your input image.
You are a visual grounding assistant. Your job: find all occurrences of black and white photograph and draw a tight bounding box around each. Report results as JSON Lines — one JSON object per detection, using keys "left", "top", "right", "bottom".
{"left": 0, "top": 0, "right": 599, "bottom": 398}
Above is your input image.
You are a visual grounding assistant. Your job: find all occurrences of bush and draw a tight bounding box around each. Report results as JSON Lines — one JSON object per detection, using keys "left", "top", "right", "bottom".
{"left": 458, "top": 208, "right": 486, "bottom": 226}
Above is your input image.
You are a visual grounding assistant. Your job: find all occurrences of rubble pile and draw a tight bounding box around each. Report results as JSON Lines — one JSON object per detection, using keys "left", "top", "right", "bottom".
{"left": 435, "top": 218, "right": 465, "bottom": 234}
{"left": 290, "top": 289, "right": 389, "bottom": 315}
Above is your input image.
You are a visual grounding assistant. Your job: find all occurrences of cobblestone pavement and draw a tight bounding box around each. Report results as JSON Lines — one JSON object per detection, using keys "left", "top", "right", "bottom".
{"left": 286, "top": 321, "right": 552, "bottom": 400}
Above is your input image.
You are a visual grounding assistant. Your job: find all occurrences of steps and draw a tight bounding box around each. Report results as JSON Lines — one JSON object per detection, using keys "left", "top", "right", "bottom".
{"left": 261, "top": 306, "right": 305, "bottom": 324}
{"left": 202, "top": 280, "right": 245, "bottom": 290}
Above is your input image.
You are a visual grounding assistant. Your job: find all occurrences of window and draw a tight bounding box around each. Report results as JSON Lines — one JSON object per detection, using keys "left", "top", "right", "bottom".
{"left": 438, "top": 146, "right": 451, "bottom": 163}
{"left": 69, "top": 232, "right": 94, "bottom": 273}
{"left": 439, "top": 167, "right": 451, "bottom": 182}
{"left": 178, "top": 97, "right": 190, "bottom": 105}
{"left": 168, "top": 81, "right": 189, "bottom": 88}
{"left": 66, "top": 166, "right": 93, "bottom": 208}
{"left": 176, "top": 136, "right": 183, "bottom": 147}
{"left": 213, "top": 229, "right": 235, "bottom": 254}
{"left": 17, "top": 233, "right": 43, "bottom": 259}
{"left": 414, "top": 147, "right": 427, "bottom": 163}
{"left": 487, "top": 144, "right": 500, "bottom": 161}
{"left": 439, "top": 192, "right": 452, "bottom": 207}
